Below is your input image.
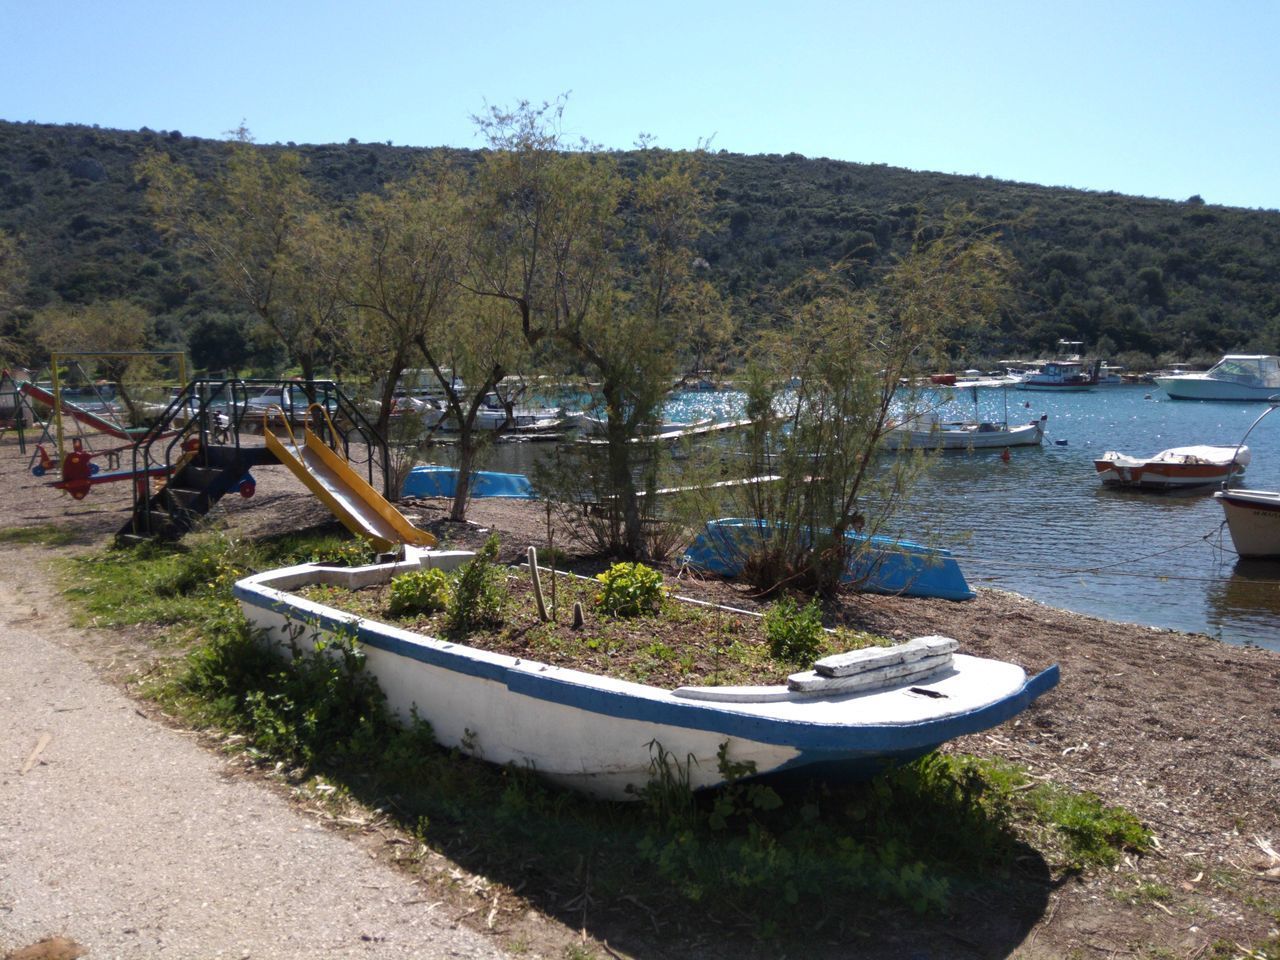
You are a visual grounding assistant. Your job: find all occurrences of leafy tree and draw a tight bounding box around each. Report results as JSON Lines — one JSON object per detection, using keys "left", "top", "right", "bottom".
{"left": 467, "top": 101, "right": 713, "bottom": 557}
{"left": 0, "top": 229, "right": 26, "bottom": 365}
{"left": 679, "top": 277, "right": 734, "bottom": 377}
{"left": 341, "top": 165, "right": 463, "bottom": 439}
{"left": 34, "top": 299, "right": 154, "bottom": 421}
{"left": 714, "top": 213, "right": 1012, "bottom": 596}
{"left": 574, "top": 151, "right": 711, "bottom": 556}
{"left": 137, "top": 137, "right": 344, "bottom": 383}
{"left": 419, "top": 293, "right": 528, "bottom": 521}
{"left": 341, "top": 163, "right": 531, "bottom": 520}
{"left": 186, "top": 311, "right": 260, "bottom": 373}
{"left": 464, "top": 97, "right": 619, "bottom": 351}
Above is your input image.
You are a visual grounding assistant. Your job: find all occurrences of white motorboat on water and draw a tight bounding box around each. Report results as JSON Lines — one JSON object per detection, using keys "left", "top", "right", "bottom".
{"left": 1214, "top": 489, "right": 1280, "bottom": 558}
{"left": 1094, "top": 445, "right": 1249, "bottom": 491}
{"left": 1155, "top": 355, "right": 1280, "bottom": 402}
{"left": 442, "top": 393, "right": 563, "bottom": 432}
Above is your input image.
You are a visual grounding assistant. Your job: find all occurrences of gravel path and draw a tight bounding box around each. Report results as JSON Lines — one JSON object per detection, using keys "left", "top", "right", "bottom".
{"left": 0, "top": 548, "right": 508, "bottom": 960}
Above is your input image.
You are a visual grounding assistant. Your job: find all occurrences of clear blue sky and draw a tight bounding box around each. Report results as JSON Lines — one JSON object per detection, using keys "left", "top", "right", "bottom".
{"left": 3, "top": 0, "right": 1277, "bottom": 209}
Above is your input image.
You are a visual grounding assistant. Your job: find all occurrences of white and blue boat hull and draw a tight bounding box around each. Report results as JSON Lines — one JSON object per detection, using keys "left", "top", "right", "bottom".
{"left": 235, "top": 557, "right": 1054, "bottom": 800}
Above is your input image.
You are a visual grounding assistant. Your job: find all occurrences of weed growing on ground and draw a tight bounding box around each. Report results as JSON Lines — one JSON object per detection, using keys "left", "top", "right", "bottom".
{"left": 0, "top": 523, "right": 77, "bottom": 546}
{"left": 763, "top": 595, "right": 826, "bottom": 663}
{"left": 447, "top": 535, "right": 505, "bottom": 633}
{"left": 594, "top": 561, "right": 666, "bottom": 617}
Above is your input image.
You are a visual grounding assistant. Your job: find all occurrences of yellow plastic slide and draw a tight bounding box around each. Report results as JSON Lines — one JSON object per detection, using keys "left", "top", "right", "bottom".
{"left": 263, "top": 405, "right": 436, "bottom": 553}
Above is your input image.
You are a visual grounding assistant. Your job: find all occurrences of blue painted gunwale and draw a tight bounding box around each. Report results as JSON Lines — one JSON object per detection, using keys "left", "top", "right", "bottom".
{"left": 234, "top": 573, "right": 1057, "bottom": 763}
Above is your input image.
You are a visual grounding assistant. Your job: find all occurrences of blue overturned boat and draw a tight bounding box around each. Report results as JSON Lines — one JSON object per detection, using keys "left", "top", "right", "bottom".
{"left": 682, "top": 518, "right": 976, "bottom": 601}
{"left": 401, "top": 465, "right": 535, "bottom": 499}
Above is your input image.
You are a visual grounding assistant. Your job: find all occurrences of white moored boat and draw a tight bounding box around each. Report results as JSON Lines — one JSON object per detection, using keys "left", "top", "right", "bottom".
{"left": 1155, "top": 355, "right": 1280, "bottom": 402}
{"left": 1094, "top": 445, "right": 1249, "bottom": 491}
{"left": 884, "top": 412, "right": 1046, "bottom": 450}
{"left": 887, "top": 377, "right": 1047, "bottom": 451}
{"left": 1214, "top": 489, "right": 1280, "bottom": 558}
{"left": 1015, "top": 359, "right": 1099, "bottom": 391}
{"left": 1212, "top": 400, "right": 1280, "bottom": 557}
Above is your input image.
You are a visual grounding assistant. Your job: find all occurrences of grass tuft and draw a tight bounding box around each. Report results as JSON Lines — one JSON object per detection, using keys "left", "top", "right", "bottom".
{"left": 0, "top": 523, "right": 77, "bottom": 546}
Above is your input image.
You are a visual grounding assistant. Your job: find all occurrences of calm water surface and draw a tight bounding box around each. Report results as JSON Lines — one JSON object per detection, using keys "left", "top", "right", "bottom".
{"left": 460, "top": 386, "right": 1280, "bottom": 651}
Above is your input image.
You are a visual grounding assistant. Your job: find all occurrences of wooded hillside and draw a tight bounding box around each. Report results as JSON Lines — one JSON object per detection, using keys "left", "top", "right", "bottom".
{"left": 2, "top": 119, "right": 1278, "bottom": 369}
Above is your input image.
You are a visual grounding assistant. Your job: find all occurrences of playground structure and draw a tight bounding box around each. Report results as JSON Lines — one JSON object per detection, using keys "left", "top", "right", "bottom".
{"left": 263, "top": 402, "right": 436, "bottom": 552}
{"left": 9, "top": 352, "right": 189, "bottom": 493}
{"left": 12, "top": 368, "right": 436, "bottom": 551}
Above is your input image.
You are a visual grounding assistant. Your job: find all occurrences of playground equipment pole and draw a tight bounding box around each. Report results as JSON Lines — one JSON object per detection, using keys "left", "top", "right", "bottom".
{"left": 50, "top": 353, "right": 65, "bottom": 467}
{"left": 47, "top": 350, "right": 190, "bottom": 467}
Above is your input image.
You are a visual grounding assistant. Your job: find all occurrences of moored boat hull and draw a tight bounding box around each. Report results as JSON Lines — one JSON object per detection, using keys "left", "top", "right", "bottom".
{"left": 1094, "top": 445, "right": 1249, "bottom": 491}
{"left": 884, "top": 415, "right": 1046, "bottom": 451}
{"left": 1214, "top": 489, "right": 1280, "bottom": 558}
{"left": 402, "top": 465, "right": 536, "bottom": 499}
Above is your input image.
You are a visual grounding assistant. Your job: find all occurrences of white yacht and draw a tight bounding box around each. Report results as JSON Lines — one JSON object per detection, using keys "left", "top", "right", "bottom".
{"left": 1155, "top": 355, "right": 1280, "bottom": 401}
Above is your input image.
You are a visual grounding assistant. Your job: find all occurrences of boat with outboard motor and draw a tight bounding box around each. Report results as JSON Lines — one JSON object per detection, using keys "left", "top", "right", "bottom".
{"left": 1094, "top": 445, "right": 1249, "bottom": 491}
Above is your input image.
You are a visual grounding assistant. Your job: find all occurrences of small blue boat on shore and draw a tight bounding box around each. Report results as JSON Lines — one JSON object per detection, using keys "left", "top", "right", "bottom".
{"left": 401, "top": 465, "right": 535, "bottom": 499}
{"left": 682, "top": 518, "right": 976, "bottom": 601}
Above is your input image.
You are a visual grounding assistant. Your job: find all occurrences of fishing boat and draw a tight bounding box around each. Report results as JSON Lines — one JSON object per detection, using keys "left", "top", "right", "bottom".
{"left": 886, "top": 377, "right": 1047, "bottom": 450}
{"left": 1015, "top": 359, "right": 1100, "bottom": 391}
{"left": 1096, "top": 362, "right": 1127, "bottom": 385}
{"left": 1094, "top": 445, "right": 1249, "bottom": 491}
{"left": 884, "top": 412, "right": 1046, "bottom": 451}
{"left": 1154, "top": 355, "right": 1280, "bottom": 402}
{"left": 682, "top": 518, "right": 976, "bottom": 601}
{"left": 442, "top": 392, "right": 563, "bottom": 432}
{"left": 235, "top": 551, "right": 1056, "bottom": 799}
{"left": 1214, "top": 489, "right": 1280, "bottom": 558}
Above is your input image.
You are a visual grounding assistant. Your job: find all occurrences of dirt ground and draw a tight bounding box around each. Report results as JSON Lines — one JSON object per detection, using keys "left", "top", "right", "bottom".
{"left": 2, "top": 429, "right": 1278, "bottom": 959}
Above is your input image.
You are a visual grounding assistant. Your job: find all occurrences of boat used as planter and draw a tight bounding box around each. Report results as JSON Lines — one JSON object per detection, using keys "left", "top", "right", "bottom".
{"left": 234, "top": 552, "right": 1057, "bottom": 800}
{"left": 1094, "top": 444, "right": 1250, "bottom": 491}
{"left": 681, "top": 518, "right": 976, "bottom": 601}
